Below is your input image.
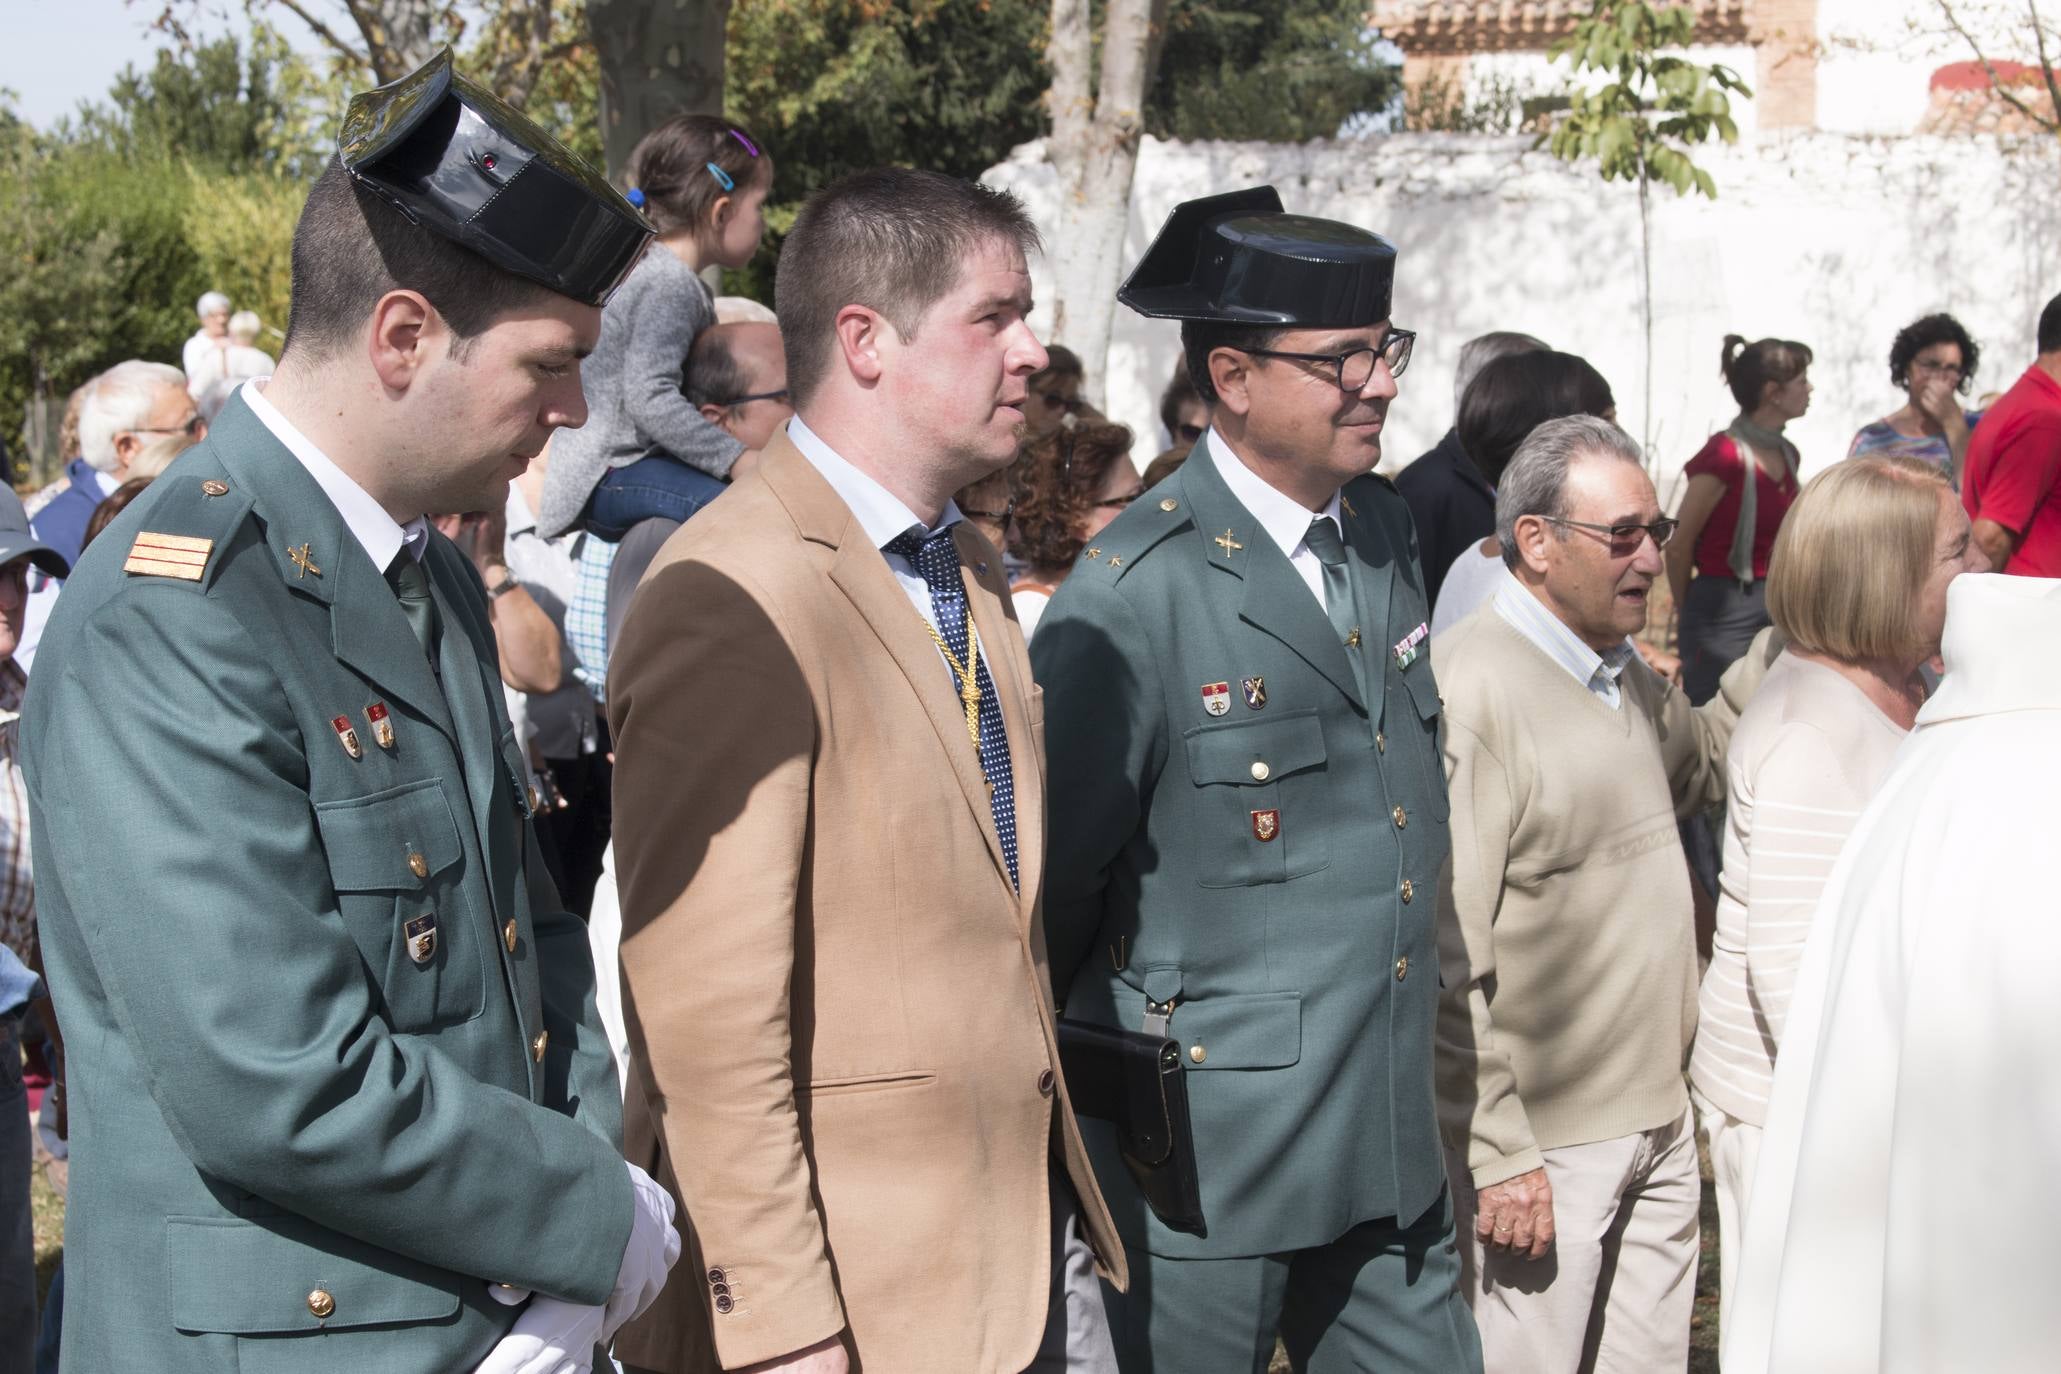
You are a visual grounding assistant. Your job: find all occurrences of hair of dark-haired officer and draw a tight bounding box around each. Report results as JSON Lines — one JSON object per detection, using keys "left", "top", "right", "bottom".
{"left": 1182, "top": 321, "right": 1285, "bottom": 406}
{"left": 2039, "top": 292, "right": 2061, "bottom": 354}
{"left": 684, "top": 327, "right": 750, "bottom": 409}
{"left": 775, "top": 168, "right": 1041, "bottom": 410}
{"left": 628, "top": 113, "right": 769, "bottom": 239}
{"left": 1720, "top": 334, "right": 1814, "bottom": 411}
{"left": 1457, "top": 350, "right": 1616, "bottom": 489}
{"left": 279, "top": 157, "right": 558, "bottom": 364}
{"left": 1887, "top": 313, "right": 1981, "bottom": 395}
{"left": 1010, "top": 418, "right": 1134, "bottom": 571}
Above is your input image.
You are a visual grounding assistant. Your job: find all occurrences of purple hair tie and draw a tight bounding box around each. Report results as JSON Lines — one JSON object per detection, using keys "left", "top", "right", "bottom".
{"left": 729, "top": 129, "right": 761, "bottom": 158}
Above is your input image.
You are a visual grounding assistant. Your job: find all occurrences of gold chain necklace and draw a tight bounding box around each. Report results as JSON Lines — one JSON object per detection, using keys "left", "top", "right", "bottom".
{"left": 918, "top": 617, "right": 983, "bottom": 746}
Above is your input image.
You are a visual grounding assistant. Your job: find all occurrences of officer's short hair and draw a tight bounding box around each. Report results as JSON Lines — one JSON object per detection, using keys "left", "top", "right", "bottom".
{"left": 1181, "top": 320, "right": 1283, "bottom": 408}
{"left": 1495, "top": 415, "right": 1643, "bottom": 570}
{"left": 280, "top": 156, "right": 559, "bottom": 363}
{"left": 776, "top": 168, "right": 1040, "bottom": 409}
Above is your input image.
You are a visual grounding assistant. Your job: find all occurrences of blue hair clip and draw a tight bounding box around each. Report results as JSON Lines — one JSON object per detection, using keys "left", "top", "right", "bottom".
{"left": 626, "top": 187, "right": 647, "bottom": 208}
{"left": 706, "top": 162, "right": 735, "bottom": 193}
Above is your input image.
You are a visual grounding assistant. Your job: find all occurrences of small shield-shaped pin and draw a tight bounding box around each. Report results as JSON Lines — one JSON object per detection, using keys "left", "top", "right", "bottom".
{"left": 330, "top": 716, "right": 363, "bottom": 760}
{"left": 1242, "top": 676, "right": 1267, "bottom": 710}
{"left": 1202, "top": 681, "right": 1231, "bottom": 717}
{"left": 403, "top": 913, "right": 438, "bottom": 964}
{"left": 364, "top": 702, "right": 396, "bottom": 750}
{"left": 1251, "top": 808, "right": 1281, "bottom": 843}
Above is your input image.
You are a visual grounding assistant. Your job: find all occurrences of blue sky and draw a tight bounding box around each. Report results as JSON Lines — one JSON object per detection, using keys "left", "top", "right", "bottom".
{"left": 4, "top": 0, "right": 323, "bottom": 129}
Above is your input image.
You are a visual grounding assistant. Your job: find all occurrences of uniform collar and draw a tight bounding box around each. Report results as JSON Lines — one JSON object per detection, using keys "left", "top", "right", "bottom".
{"left": 242, "top": 380, "right": 428, "bottom": 570}
{"left": 1206, "top": 427, "right": 1341, "bottom": 560}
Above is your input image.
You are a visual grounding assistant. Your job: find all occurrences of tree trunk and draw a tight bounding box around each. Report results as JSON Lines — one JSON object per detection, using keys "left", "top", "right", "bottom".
{"left": 588, "top": 0, "right": 732, "bottom": 182}
{"left": 339, "top": 0, "right": 449, "bottom": 80}
{"left": 1045, "top": 0, "right": 1167, "bottom": 407}
{"left": 1637, "top": 156, "right": 1655, "bottom": 469}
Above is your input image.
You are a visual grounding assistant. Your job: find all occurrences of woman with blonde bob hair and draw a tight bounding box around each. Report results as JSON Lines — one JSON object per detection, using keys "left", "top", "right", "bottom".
{"left": 1688, "top": 452, "right": 1982, "bottom": 1331}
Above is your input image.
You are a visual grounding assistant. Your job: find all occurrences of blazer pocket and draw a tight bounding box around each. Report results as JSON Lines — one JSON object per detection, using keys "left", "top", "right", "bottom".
{"left": 800, "top": 1070, "right": 939, "bottom": 1098}
{"left": 1182, "top": 712, "right": 1331, "bottom": 886}
{"left": 314, "top": 779, "right": 486, "bottom": 1031}
{"left": 167, "top": 1214, "right": 460, "bottom": 1337}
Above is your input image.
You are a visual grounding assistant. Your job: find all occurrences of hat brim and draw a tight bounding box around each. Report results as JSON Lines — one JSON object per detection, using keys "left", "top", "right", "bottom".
{"left": 0, "top": 541, "right": 70, "bottom": 580}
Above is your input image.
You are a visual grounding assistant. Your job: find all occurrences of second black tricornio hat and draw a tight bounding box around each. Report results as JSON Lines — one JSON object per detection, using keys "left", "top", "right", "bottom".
{"left": 339, "top": 50, "right": 652, "bottom": 307}
{"left": 1119, "top": 186, "right": 1397, "bottom": 328}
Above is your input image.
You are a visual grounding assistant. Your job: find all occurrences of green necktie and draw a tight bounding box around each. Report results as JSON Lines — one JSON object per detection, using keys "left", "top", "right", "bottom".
{"left": 385, "top": 551, "right": 443, "bottom": 665}
{"left": 1304, "top": 516, "right": 1366, "bottom": 698}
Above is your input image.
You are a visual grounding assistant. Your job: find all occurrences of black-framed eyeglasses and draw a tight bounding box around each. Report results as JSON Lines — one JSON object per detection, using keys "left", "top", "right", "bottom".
{"left": 961, "top": 500, "right": 1014, "bottom": 522}
{"left": 717, "top": 388, "right": 791, "bottom": 408}
{"left": 1242, "top": 329, "right": 1416, "bottom": 391}
{"left": 1542, "top": 515, "right": 1679, "bottom": 550}
{"left": 132, "top": 413, "right": 207, "bottom": 440}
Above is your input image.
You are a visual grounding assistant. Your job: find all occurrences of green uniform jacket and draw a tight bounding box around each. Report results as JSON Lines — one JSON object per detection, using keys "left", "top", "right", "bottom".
{"left": 23, "top": 396, "right": 631, "bottom": 1373}
{"left": 1031, "top": 447, "right": 1451, "bottom": 1260}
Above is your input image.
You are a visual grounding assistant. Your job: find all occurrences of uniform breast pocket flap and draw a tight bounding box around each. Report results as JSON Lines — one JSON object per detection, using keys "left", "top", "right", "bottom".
{"left": 314, "top": 779, "right": 483, "bottom": 1030}
{"left": 1182, "top": 713, "right": 1330, "bottom": 887}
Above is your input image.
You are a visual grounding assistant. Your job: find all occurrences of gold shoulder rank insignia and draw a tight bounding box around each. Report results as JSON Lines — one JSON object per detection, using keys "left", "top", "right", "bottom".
{"left": 123, "top": 532, "right": 213, "bottom": 581}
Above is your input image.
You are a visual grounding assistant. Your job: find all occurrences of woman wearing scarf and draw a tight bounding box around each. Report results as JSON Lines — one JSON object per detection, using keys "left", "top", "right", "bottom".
{"left": 1667, "top": 335, "right": 1815, "bottom": 703}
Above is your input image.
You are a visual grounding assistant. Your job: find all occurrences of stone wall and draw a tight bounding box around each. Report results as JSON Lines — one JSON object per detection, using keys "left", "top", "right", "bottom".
{"left": 985, "top": 129, "right": 2060, "bottom": 495}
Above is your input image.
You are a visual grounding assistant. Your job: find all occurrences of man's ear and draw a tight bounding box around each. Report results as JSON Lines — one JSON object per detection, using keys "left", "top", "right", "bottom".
{"left": 1208, "top": 347, "right": 1254, "bottom": 418}
{"left": 698, "top": 402, "right": 733, "bottom": 431}
{"left": 1513, "top": 514, "right": 1555, "bottom": 575}
{"left": 833, "top": 305, "right": 888, "bottom": 387}
{"left": 368, "top": 289, "right": 437, "bottom": 393}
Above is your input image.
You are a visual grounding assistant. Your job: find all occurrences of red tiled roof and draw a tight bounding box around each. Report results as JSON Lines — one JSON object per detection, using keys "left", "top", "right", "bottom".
{"left": 1373, "top": 0, "right": 1754, "bottom": 56}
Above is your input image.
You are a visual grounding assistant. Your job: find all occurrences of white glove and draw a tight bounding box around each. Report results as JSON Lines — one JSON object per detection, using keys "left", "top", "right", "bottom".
{"left": 469, "top": 1294, "right": 605, "bottom": 1374}
{"left": 602, "top": 1160, "right": 683, "bottom": 1340}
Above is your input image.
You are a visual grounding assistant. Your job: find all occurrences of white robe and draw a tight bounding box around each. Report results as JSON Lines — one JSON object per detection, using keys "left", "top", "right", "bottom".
{"left": 1724, "top": 575, "right": 2061, "bottom": 1373}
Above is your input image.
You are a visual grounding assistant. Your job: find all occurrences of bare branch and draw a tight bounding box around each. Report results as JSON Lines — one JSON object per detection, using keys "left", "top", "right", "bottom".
{"left": 2030, "top": 0, "right": 2061, "bottom": 121}
{"left": 270, "top": 0, "right": 371, "bottom": 69}
{"left": 1938, "top": 0, "right": 2059, "bottom": 132}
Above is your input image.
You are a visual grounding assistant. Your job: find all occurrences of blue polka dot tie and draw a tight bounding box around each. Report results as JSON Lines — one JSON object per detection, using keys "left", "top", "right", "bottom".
{"left": 886, "top": 526, "right": 1018, "bottom": 889}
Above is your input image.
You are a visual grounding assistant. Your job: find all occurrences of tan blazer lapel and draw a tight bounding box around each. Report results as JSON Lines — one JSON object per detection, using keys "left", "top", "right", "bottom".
{"left": 763, "top": 438, "right": 1018, "bottom": 895}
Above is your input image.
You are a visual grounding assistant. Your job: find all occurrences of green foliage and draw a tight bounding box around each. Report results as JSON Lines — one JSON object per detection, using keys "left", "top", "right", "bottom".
{"left": 1544, "top": 0, "right": 1750, "bottom": 198}
{"left": 1147, "top": 0, "right": 1399, "bottom": 142}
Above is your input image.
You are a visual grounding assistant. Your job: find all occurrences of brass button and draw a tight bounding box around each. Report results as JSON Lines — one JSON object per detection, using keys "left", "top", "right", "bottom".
{"left": 1376, "top": 731, "right": 1386, "bottom": 753}
{"left": 1400, "top": 878, "right": 1415, "bottom": 904}
{"left": 1395, "top": 956, "right": 1409, "bottom": 981}
{"left": 527, "top": 785, "right": 542, "bottom": 813}
{"left": 1189, "top": 1044, "right": 1207, "bottom": 1064}
{"left": 201, "top": 479, "right": 229, "bottom": 497}
{"left": 1250, "top": 760, "right": 1271, "bottom": 782}
{"left": 307, "top": 1288, "right": 335, "bottom": 1320}
{"left": 1392, "top": 805, "right": 1407, "bottom": 829}
{"left": 407, "top": 851, "right": 428, "bottom": 879}
{"left": 530, "top": 1031, "right": 549, "bottom": 1062}
{"left": 1159, "top": 497, "right": 1179, "bottom": 512}
{"left": 1037, "top": 1068, "right": 1055, "bottom": 1094}
{"left": 503, "top": 919, "right": 518, "bottom": 953}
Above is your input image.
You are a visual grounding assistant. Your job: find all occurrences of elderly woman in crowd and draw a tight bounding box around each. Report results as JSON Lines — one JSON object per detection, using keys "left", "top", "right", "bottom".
{"left": 1687, "top": 452, "right": 1981, "bottom": 1332}
{"left": 1429, "top": 348, "right": 1618, "bottom": 638}
{"left": 1848, "top": 312, "right": 1983, "bottom": 482}
{"left": 180, "top": 291, "right": 232, "bottom": 390}
{"left": 1007, "top": 418, "right": 1141, "bottom": 640}
{"left": 1669, "top": 334, "right": 1814, "bottom": 704}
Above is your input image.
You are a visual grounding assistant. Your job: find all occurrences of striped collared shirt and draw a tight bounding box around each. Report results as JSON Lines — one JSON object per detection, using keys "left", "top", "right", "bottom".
{"left": 1492, "top": 569, "right": 1639, "bottom": 709}
{"left": 0, "top": 659, "right": 33, "bottom": 963}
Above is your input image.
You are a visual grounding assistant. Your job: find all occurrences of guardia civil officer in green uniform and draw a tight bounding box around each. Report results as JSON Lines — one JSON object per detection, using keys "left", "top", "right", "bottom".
{"left": 1032, "top": 188, "right": 1483, "bottom": 1373}
{"left": 23, "top": 53, "right": 681, "bottom": 1373}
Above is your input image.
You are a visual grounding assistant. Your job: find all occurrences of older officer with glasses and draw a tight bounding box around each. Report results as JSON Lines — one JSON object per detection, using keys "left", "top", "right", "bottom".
{"left": 1033, "top": 186, "right": 1482, "bottom": 1373}
{"left": 1433, "top": 414, "right": 1774, "bottom": 1374}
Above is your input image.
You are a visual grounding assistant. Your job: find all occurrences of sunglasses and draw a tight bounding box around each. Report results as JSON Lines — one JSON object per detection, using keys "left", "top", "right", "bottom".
{"left": 1542, "top": 515, "right": 1679, "bottom": 551}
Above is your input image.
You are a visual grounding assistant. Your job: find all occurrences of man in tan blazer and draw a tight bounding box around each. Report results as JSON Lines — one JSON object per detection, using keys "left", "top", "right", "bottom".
{"left": 608, "top": 167, "right": 1126, "bottom": 1374}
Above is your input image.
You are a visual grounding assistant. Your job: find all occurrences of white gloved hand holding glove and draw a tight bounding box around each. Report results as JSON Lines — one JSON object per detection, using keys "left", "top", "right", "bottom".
{"left": 603, "top": 1160, "right": 682, "bottom": 1340}
{"left": 469, "top": 1295, "right": 606, "bottom": 1374}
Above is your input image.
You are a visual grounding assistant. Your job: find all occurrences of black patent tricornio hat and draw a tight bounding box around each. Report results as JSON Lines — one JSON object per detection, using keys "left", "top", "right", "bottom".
{"left": 339, "top": 50, "right": 652, "bottom": 307}
{"left": 1119, "top": 186, "right": 1398, "bottom": 328}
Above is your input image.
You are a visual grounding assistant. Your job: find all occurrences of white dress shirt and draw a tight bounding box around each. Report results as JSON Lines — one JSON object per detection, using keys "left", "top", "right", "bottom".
{"left": 1206, "top": 428, "right": 1342, "bottom": 611}
{"left": 242, "top": 379, "right": 429, "bottom": 569}
{"left": 1491, "top": 567, "right": 1639, "bottom": 709}
{"left": 787, "top": 415, "right": 964, "bottom": 634}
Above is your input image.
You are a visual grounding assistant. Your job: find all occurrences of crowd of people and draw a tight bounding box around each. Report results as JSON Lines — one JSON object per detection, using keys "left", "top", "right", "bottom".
{"left": 3, "top": 47, "right": 2061, "bottom": 1374}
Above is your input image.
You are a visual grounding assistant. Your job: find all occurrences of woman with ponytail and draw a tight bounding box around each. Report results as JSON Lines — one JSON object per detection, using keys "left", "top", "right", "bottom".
{"left": 1666, "top": 335, "right": 1814, "bottom": 703}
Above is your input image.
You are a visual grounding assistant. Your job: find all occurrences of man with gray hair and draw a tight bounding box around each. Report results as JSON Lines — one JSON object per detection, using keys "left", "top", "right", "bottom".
{"left": 182, "top": 290, "right": 233, "bottom": 387}
{"left": 1396, "top": 331, "right": 1546, "bottom": 612}
{"left": 1431, "top": 415, "right": 1772, "bottom": 1372}
{"left": 32, "top": 361, "right": 202, "bottom": 569}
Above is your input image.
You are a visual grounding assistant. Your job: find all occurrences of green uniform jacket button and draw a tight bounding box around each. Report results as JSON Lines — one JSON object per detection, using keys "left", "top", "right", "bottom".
{"left": 307, "top": 1288, "right": 335, "bottom": 1319}
{"left": 1250, "top": 760, "right": 1271, "bottom": 782}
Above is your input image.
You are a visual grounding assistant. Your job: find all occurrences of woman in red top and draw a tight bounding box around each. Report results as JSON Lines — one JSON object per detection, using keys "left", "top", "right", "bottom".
{"left": 1667, "top": 334, "right": 1814, "bottom": 703}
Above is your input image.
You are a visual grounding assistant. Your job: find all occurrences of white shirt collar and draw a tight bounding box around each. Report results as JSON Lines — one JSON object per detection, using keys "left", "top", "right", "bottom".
{"left": 241, "top": 379, "right": 429, "bottom": 569}
{"left": 1492, "top": 567, "right": 1639, "bottom": 708}
{"left": 92, "top": 469, "right": 122, "bottom": 500}
{"left": 1206, "top": 427, "right": 1342, "bottom": 558}
{"left": 786, "top": 415, "right": 963, "bottom": 549}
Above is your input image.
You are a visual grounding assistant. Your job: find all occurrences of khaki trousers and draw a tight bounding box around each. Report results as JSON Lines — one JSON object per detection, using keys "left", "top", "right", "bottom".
{"left": 1451, "top": 1106, "right": 1700, "bottom": 1374}
{"left": 1690, "top": 1085, "right": 1762, "bottom": 1342}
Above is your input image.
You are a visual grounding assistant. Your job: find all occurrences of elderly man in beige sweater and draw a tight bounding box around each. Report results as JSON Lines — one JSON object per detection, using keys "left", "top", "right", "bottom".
{"left": 1432, "top": 415, "right": 1773, "bottom": 1373}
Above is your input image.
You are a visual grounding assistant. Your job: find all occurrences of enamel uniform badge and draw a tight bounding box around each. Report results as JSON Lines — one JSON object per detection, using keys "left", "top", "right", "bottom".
{"left": 331, "top": 716, "right": 364, "bottom": 760}
{"left": 403, "top": 913, "right": 438, "bottom": 964}
{"left": 1202, "top": 682, "right": 1231, "bottom": 717}
{"left": 1393, "top": 622, "right": 1428, "bottom": 671}
{"left": 1242, "top": 676, "right": 1267, "bottom": 710}
{"left": 364, "top": 702, "right": 396, "bottom": 751}
{"left": 1251, "top": 808, "right": 1280, "bottom": 842}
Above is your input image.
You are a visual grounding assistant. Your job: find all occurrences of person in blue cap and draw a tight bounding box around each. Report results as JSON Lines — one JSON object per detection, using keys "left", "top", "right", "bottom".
{"left": 23, "top": 52, "right": 681, "bottom": 1373}
{"left": 1032, "top": 187, "right": 1483, "bottom": 1373}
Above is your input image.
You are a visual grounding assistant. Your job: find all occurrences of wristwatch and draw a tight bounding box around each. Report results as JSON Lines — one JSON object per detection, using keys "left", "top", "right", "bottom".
{"left": 485, "top": 563, "right": 521, "bottom": 600}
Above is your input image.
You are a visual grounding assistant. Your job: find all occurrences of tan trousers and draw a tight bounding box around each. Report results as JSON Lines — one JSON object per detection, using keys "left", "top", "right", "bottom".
{"left": 1690, "top": 1085, "right": 1762, "bottom": 1344}
{"left": 1451, "top": 1106, "right": 1700, "bottom": 1374}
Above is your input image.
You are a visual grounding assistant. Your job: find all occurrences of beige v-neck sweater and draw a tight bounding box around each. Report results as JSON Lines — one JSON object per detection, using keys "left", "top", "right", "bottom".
{"left": 1433, "top": 605, "right": 1771, "bottom": 1188}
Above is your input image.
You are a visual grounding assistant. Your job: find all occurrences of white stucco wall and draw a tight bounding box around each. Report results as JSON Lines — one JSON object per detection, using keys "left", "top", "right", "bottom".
{"left": 1817, "top": 0, "right": 2039, "bottom": 135}
{"left": 988, "top": 130, "right": 2059, "bottom": 499}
